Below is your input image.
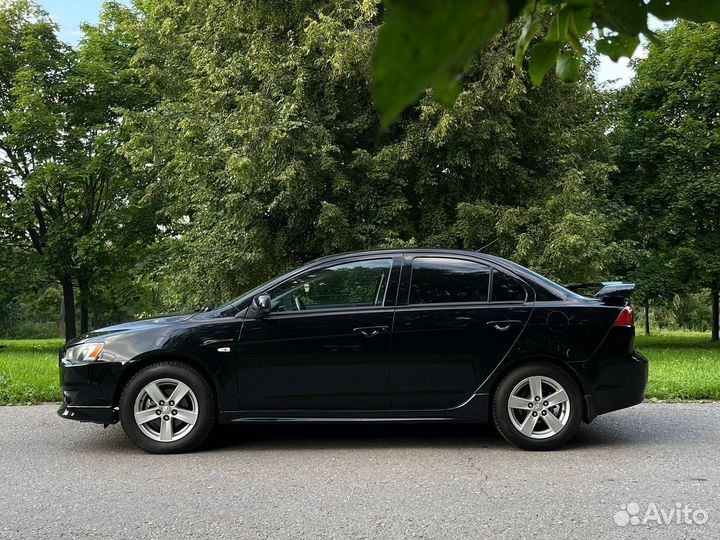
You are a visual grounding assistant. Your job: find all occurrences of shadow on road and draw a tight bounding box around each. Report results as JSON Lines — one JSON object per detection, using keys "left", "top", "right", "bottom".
{"left": 203, "top": 422, "right": 504, "bottom": 452}
{"left": 64, "top": 406, "right": 696, "bottom": 455}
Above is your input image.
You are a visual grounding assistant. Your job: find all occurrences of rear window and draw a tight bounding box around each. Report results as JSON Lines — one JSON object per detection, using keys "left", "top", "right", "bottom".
{"left": 409, "top": 257, "right": 490, "bottom": 304}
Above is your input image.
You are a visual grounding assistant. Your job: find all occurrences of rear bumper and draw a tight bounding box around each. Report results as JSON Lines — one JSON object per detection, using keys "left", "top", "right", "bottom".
{"left": 589, "top": 350, "right": 648, "bottom": 417}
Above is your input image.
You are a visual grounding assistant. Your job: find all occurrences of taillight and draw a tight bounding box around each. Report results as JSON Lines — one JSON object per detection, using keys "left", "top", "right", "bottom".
{"left": 614, "top": 306, "right": 634, "bottom": 327}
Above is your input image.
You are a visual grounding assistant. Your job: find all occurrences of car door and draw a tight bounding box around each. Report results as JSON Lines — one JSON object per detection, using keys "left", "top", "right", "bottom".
{"left": 235, "top": 255, "right": 400, "bottom": 410}
{"left": 390, "top": 254, "right": 533, "bottom": 410}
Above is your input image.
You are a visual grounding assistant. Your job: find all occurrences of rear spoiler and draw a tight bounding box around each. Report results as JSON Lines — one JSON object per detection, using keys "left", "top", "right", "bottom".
{"left": 563, "top": 282, "right": 636, "bottom": 305}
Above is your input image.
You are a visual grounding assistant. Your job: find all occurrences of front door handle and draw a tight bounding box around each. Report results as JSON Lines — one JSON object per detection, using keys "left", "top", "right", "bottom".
{"left": 487, "top": 320, "right": 522, "bottom": 332}
{"left": 353, "top": 325, "right": 389, "bottom": 337}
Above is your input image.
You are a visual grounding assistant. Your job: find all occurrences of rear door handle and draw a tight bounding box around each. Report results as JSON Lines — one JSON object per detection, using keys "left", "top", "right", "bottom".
{"left": 487, "top": 320, "right": 522, "bottom": 332}
{"left": 353, "top": 325, "right": 389, "bottom": 337}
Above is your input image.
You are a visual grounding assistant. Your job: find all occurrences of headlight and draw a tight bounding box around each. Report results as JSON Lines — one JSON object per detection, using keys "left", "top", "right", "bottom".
{"left": 64, "top": 342, "right": 105, "bottom": 363}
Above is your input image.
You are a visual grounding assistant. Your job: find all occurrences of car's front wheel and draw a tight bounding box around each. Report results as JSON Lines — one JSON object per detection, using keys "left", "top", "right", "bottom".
{"left": 119, "top": 362, "right": 216, "bottom": 454}
{"left": 492, "top": 362, "right": 582, "bottom": 450}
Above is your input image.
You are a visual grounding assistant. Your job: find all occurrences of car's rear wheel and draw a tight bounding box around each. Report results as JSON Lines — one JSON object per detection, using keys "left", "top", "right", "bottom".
{"left": 492, "top": 362, "right": 582, "bottom": 450}
{"left": 119, "top": 362, "right": 215, "bottom": 454}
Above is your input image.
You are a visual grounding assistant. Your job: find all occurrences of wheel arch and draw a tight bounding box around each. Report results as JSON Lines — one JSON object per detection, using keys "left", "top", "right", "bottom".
{"left": 486, "top": 356, "right": 592, "bottom": 422}
{"left": 113, "top": 352, "right": 219, "bottom": 411}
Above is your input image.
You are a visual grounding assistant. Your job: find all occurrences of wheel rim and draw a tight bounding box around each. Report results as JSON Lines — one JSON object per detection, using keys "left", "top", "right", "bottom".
{"left": 133, "top": 378, "right": 199, "bottom": 443}
{"left": 507, "top": 375, "right": 571, "bottom": 440}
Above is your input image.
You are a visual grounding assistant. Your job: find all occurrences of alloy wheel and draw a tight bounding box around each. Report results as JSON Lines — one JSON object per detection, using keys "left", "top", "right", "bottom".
{"left": 507, "top": 375, "right": 571, "bottom": 439}
{"left": 133, "top": 378, "right": 199, "bottom": 442}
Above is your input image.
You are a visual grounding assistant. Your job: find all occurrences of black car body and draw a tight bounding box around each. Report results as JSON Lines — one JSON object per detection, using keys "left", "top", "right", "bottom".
{"left": 58, "top": 249, "right": 647, "bottom": 452}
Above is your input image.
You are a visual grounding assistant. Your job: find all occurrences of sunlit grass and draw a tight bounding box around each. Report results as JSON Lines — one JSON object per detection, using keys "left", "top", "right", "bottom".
{"left": 636, "top": 331, "right": 720, "bottom": 400}
{"left": 0, "top": 339, "right": 63, "bottom": 405}
{"left": 0, "top": 332, "right": 718, "bottom": 405}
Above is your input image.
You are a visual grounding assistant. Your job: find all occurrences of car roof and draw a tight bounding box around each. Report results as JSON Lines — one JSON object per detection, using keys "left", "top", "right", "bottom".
{"left": 310, "top": 247, "right": 488, "bottom": 262}
{"left": 309, "top": 248, "right": 512, "bottom": 267}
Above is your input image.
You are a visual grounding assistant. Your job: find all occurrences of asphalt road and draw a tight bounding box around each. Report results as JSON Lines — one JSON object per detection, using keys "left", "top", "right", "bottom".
{"left": 0, "top": 403, "right": 718, "bottom": 540}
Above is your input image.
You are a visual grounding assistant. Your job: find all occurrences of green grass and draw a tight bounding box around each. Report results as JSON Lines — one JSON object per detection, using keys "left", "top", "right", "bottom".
{"left": 637, "top": 331, "right": 720, "bottom": 401}
{"left": 0, "top": 339, "right": 63, "bottom": 405}
{"left": 0, "top": 332, "right": 718, "bottom": 405}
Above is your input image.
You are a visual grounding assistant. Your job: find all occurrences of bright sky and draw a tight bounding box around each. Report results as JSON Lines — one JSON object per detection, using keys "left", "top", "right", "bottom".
{"left": 595, "top": 16, "right": 675, "bottom": 88}
{"left": 38, "top": 1, "right": 673, "bottom": 89}
{"left": 36, "top": 0, "right": 130, "bottom": 44}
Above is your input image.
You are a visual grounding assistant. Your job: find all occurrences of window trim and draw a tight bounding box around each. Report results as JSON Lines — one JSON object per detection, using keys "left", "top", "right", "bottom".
{"left": 406, "top": 255, "right": 492, "bottom": 306}
{"left": 397, "top": 253, "right": 534, "bottom": 307}
{"left": 265, "top": 255, "right": 398, "bottom": 316}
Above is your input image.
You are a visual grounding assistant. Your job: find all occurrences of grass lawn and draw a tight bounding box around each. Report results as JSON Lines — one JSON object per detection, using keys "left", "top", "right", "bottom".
{"left": 0, "top": 339, "right": 63, "bottom": 405}
{"left": 636, "top": 331, "right": 720, "bottom": 400}
{"left": 0, "top": 332, "right": 718, "bottom": 405}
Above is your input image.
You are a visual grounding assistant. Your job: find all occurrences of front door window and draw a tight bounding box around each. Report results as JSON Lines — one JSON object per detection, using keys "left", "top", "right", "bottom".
{"left": 270, "top": 259, "right": 393, "bottom": 312}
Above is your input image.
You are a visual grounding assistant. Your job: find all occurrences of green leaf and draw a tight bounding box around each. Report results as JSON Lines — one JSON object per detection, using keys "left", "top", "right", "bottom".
{"left": 373, "top": 0, "right": 509, "bottom": 127}
{"left": 555, "top": 51, "right": 580, "bottom": 82}
{"left": 596, "top": 35, "right": 640, "bottom": 62}
{"left": 647, "top": 0, "right": 720, "bottom": 23}
{"left": 593, "top": 0, "right": 648, "bottom": 35}
{"left": 529, "top": 41, "right": 560, "bottom": 86}
{"left": 546, "top": 6, "right": 592, "bottom": 42}
{"left": 516, "top": 12, "right": 541, "bottom": 70}
{"left": 433, "top": 73, "right": 462, "bottom": 107}
{"left": 546, "top": 8, "right": 569, "bottom": 42}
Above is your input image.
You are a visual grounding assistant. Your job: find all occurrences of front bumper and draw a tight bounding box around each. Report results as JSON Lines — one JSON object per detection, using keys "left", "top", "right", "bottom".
{"left": 58, "top": 359, "right": 123, "bottom": 424}
{"left": 57, "top": 403, "right": 117, "bottom": 424}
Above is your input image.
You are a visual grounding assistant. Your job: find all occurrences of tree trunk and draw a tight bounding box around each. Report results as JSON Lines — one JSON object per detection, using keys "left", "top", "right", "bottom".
{"left": 644, "top": 298, "right": 650, "bottom": 336}
{"left": 61, "top": 275, "right": 76, "bottom": 342}
{"left": 712, "top": 289, "right": 719, "bottom": 342}
{"left": 59, "top": 296, "right": 65, "bottom": 339}
{"left": 78, "top": 273, "right": 91, "bottom": 335}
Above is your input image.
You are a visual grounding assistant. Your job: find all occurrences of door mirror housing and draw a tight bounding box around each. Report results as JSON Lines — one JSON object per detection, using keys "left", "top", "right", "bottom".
{"left": 251, "top": 293, "right": 272, "bottom": 318}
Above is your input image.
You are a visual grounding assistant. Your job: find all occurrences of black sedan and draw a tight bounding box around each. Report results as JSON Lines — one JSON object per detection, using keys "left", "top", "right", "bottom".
{"left": 58, "top": 249, "right": 647, "bottom": 453}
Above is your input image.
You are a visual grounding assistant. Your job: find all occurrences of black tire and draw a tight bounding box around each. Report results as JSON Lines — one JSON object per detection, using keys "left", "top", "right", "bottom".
{"left": 492, "top": 362, "right": 582, "bottom": 451}
{"left": 119, "top": 362, "right": 216, "bottom": 454}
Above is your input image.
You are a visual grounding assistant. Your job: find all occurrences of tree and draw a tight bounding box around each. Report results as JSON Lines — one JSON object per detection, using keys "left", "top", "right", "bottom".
{"left": 68, "top": 1, "right": 159, "bottom": 333}
{"left": 123, "top": 1, "right": 616, "bottom": 308}
{"left": 374, "top": 26, "right": 616, "bottom": 283}
{"left": 372, "top": 0, "right": 720, "bottom": 126}
{"left": 610, "top": 22, "right": 720, "bottom": 341}
{"left": 0, "top": 1, "right": 78, "bottom": 337}
{"left": 0, "top": 0, "right": 156, "bottom": 340}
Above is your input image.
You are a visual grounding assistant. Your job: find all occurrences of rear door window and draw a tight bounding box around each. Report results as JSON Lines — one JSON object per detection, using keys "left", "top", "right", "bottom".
{"left": 409, "top": 258, "right": 490, "bottom": 304}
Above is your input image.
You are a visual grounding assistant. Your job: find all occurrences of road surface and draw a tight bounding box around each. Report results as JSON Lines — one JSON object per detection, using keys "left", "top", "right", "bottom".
{"left": 0, "top": 403, "right": 717, "bottom": 539}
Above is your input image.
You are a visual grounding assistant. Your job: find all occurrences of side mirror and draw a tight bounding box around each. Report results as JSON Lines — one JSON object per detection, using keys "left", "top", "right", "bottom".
{"left": 251, "top": 293, "right": 272, "bottom": 318}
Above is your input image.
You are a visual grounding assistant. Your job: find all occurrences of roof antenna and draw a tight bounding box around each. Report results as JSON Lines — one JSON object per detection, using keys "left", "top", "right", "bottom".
{"left": 476, "top": 238, "right": 499, "bottom": 252}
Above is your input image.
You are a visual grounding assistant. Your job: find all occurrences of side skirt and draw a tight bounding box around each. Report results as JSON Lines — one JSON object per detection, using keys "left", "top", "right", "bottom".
{"left": 218, "top": 393, "right": 490, "bottom": 425}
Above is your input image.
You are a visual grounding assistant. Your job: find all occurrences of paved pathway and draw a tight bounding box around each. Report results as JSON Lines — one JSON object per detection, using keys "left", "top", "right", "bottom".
{"left": 0, "top": 403, "right": 718, "bottom": 539}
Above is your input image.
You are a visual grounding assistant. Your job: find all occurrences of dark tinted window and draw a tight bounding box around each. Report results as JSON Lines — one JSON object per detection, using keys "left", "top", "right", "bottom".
{"left": 410, "top": 258, "right": 490, "bottom": 304}
{"left": 270, "top": 259, "right": 392, "bottom": 312}
{"left": 491, "top": 270, "right": 527, "bottom": 302}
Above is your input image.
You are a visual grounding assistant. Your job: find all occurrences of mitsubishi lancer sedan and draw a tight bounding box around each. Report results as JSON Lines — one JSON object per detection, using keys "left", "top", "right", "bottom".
{"left": 58, "top": 249, "right": 648, "bottom": 453}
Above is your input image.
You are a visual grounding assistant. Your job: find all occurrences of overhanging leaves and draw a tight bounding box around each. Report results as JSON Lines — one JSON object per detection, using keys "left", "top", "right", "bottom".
{"left": 647, "top": 0, "right": 720, "bottom": 23}
{"left": 373, "top": 0, "right": 509, "bottom": 127}
{"left": 529, "top": 41, "right": 560, "bottom": 86}
{"left": 596, "top": 35, "right": 640, "bottom": 62}
{"left": 592, "top": 0, "right": 648, "bottom": 35}
{"left": 373, "top": 0, "right": 720, "bottom": 125}
{"left": 555, "top": 51, "right": 580, "bottom": 82}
